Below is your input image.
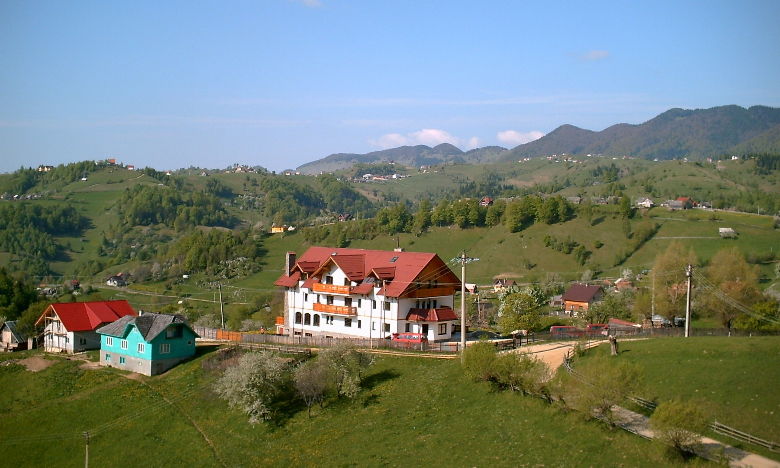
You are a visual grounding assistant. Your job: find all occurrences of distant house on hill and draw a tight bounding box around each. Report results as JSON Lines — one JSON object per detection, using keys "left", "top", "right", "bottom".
{"left": 562, "top": 284, "right": 603, "bottom": 315}
{"left": 566, "top": 196, "right": 582, "bottom": 205}
{"left": 480, "top": 196, "right": 494, "bottom": 207}
{"left": 35, "top": 300, "right": 137, "bottom": 353}
{"left": 636, "top": 197, "right": 654, "bottom": 208}
{"left": 493, "top": 278, "right": 517, "bottom": 293}
{"left": 37, "top": 165, "right": 54, "bottom": 172}
{"left": 1, "top": 321, "right": 29, "bottom": 352}
{"left": 675, "top": 197, "right": 694, "bottom": 209}
{"left": 719, "top": 227, "right": 737, "bottom": 238}
{"left": 106, "top": 273, "right": 128, "bottom": 287}
{"left": 97, "top": 312, "right": 198, "bottom": 376}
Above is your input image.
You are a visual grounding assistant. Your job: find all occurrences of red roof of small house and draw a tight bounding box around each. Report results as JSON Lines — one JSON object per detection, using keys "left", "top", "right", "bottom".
{"left": 277, "top": 247, "right": 460, "bottom": 298}
{"left": 35, "top": 300, "right": 137, "bottom": 332}
{"left": 562, "top": 284, "right": 602, "bottom": 303}
{"left": 352, "top": 281, "right": 375, "bottom": 295}
{"left": 273, "top": 270, "right": 301, "bottom": 288}
{"left": 406, "top": 307, "right": 458, "bottom": 322}
{"left": 301, "top": 276, "right": 319, "bottom": 289}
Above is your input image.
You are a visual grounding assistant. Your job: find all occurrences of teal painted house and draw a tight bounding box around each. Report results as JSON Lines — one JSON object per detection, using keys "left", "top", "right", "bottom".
{"left": 97, "top": 312, "right": 199, "bottom": 376}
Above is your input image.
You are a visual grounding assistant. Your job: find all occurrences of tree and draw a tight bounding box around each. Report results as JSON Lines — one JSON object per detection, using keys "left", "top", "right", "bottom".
{"left": 559, "top": 355, "right": 643, "bottom": 425}
{"left": 294, "top": 359, "right": 331, "bottom": 417}
{"left": 702, "top": 248, "right": 761, "bottom": 330}
{"left": 412, "top": 199, "right": 432, "bottom": 234}
{"left": 584, "top": 291, "right": 634, "bottom": 324}
{"left": 213, "top": 351, "right": 290, "bottom": 424}
{"left": 318, "top": 343, "right": 373, "bottom": 399}
{"left": 652, "top": 242, "right": 697, "bottom": 321}
{"left": 497, "top": 288, "right": 546, "bottom": 334}
{"left": 650, "top": 400, "right": 710, "bottom": 456}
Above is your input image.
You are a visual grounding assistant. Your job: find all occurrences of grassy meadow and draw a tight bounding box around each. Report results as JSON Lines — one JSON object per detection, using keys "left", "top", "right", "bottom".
{"left": 0, "top": 345, "right": 715, "bottom": 468}
{"left": 578, "top": 337, "right": 780, "bottom": 450}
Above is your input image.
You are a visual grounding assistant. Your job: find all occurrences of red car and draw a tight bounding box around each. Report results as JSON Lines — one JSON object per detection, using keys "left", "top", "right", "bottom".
{"left": 391, "top": 332, "right": 428, "bottom": 347}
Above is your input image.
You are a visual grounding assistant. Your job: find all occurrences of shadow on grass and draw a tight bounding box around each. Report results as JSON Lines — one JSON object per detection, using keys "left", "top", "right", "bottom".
{"left": 591, "top": 216, "right": 606, "bottom": 226}
{"left": 362, "top": 369, "right": 401, "bottom": 390}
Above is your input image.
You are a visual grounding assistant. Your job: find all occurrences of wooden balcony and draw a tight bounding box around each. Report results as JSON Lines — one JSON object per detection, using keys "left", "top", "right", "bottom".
{"left": 312, "top": 283, "right": 351, "bottom": 295}
{"left": 313, "top": 302, "right": 357, "bottom": 316}
{"left": 408, "top": 286, "right": 455, "bottom": 298}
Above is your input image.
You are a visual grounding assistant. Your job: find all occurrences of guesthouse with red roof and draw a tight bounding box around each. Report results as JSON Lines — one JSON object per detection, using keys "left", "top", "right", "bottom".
{"left": 35, "top": 300, "right": 137, "bottom": 353}
{"left": 561, "top": 284, "right": 603, "bottom": 316}
{"left": 274, "top": 247, "right": 461, "bottom": 342}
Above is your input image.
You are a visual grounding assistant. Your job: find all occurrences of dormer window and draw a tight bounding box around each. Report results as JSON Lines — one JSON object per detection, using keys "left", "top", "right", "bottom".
{"left": 166, "top": 326, "right": 183, "bottom": 339}
{"left": 390, "top": 256, "right": 398, "bottom": 263}
{"left": 325, "top": 276, "right": 333, "bottom": 285}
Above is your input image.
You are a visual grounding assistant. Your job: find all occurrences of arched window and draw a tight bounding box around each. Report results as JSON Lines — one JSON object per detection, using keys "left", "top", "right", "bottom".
{"left": 295, "top": 312, "right": 302, "bottom": 324}
{"left": 304, "top": 313, "right": 311, "bottom": 326}
{"left": 313, "top": 314, "right": 320, "bottom": 326}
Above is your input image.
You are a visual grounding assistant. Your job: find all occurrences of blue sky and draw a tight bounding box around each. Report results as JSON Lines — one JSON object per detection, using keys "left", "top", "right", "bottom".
{"left": 1, "top": 0, "right": 779, "bottom": 173}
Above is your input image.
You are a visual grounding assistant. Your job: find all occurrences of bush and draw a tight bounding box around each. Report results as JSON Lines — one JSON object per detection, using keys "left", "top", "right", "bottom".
{"left": 650, "top": 400, "right": 710, "bottom": 455}
{"left": 492, "top": 353, "right": 550, "bottom": 396}
{"left": 461, "top": 341, "right": 498, "bottom": 382}
{"left": 318, "top": 343, "right": 373, "bottom": 399}
{"left": 559, "top": 355, "right": 643, "bottom": 425}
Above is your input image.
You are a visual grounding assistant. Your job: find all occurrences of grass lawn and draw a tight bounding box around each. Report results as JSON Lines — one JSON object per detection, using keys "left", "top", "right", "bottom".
{"left": 577, "top": 337, "right": 780, "bottom": 449}
{"left": 0, "top": 347, "right": 707, "bottom": 467}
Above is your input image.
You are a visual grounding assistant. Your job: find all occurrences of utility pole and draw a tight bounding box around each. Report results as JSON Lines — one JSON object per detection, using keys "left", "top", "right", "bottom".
{"left": 452, "top": 252, "right": 479, "bottom": 356}
{"left": 685, "top": 264, "right": 693, "bottom": 338}
{"left": 651, "top": 268, "right": 655, "bottom": 318}
{"left": 218, "top": 283, "right": 224, "bottom": 329}
{"left": 83, "top": 431, "right": 89, "bottom": 468}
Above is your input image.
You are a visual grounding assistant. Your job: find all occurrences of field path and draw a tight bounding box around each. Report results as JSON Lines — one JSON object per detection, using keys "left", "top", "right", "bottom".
{"left": 509, "top": 339, "right": 605, "bottom": 370}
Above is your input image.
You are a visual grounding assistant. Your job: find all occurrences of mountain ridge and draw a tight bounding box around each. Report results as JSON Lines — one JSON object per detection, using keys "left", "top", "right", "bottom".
{"left": 297, "top": 105, "right": 780, "bottom": 173}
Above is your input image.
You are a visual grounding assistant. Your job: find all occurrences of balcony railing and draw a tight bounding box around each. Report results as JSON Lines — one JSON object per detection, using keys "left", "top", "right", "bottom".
{"left": 312, "top": 283, "right": 351, "bottom": 295}
{"left": 313, "top": 302, "right": 357, "bottom": 316}
{"left": 408, "top": 286, "right": 454, "bottom": 298}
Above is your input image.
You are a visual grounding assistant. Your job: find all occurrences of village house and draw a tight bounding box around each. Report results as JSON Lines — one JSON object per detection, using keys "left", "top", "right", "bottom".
{"left": 479, "top": 196, "right": 494, "bottom": 207}
{"left": 635, "top": 197, "right": 654, "bottom": 208}
{"left": 274, "top": 247, "right": 462, "bottom": 342}
{"left": 493, "top": 278, "right": 516, "bottom": 293}
{"left": 1, "top": 321, "right": 28, "bottom": 352}
{"left": 106, "top": 273, "right": 128, "bottom": 287}
{"left": 35, "top": 300, "right": 137, "bottom": 353}
{"left": 561, "top": 284, "right": 603, "bottom": 315}
{"left": 97, "top": 312, "right": 198, "bottom": 376}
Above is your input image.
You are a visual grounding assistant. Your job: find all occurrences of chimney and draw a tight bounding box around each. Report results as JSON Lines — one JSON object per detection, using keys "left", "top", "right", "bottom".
{"left": 394, "top": 247, "right": 404, "bottom": 252}
{"left": 285, "top": 251, "right": 296, "bottom": 276}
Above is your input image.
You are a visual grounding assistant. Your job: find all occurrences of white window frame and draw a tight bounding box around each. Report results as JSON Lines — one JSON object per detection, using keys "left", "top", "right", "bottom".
{"left": 121, "top": 339, "right": 128, "bottom": 350}
{"left": 137, "top": 343, "right": 145, "bottom": 354}
{"left": 106, "top": 337, "right": 113, "bottom": 346}
{"left": 160, "top": 343, "right": 171, "bottom": 354}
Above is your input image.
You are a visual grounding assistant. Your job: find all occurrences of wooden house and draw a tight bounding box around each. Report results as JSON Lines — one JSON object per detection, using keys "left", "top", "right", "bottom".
{"left": 97, "top": 312, "right": 199, "bottom": 376}
{"left": 561, "top": 284, "right": 603, "bottom": 315}
{"left": 35, "top": 300, "right": 137, "bottom": 353}
{"left": 1, "top": 321, "right": 28, "bottom": 352}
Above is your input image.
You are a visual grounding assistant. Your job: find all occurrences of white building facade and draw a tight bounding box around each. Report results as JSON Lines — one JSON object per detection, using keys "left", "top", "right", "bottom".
{"left": 275, "top": 247, "right": 461, "bottom": 342}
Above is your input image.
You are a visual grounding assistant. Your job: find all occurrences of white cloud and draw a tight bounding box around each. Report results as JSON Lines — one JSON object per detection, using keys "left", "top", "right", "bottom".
{"left": 497, "top": 130, "right": 545, "bottom": 146}
{"left": 466, "top": 137, "right": 481, "bottom": 150}
{"left": 370, "top": 133, "right": 409, "bottom": 148}
{"left": 580, "top": 50, "right": 610, "bottom": 61}
{"left": 409, "top": 128, "right": 459, "bottom": 146}
{"left": 370, "top": 128, "right": 463, "bottom": 149}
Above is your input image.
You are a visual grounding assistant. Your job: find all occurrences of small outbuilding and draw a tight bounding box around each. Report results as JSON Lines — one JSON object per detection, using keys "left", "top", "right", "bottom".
{"left": 1, "top": 321, "right": 28, "bottom": 352}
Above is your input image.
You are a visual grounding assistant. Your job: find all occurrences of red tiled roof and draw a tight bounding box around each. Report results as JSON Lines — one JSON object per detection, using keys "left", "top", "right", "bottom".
{"left": 316, "top": 254, "right": 365, "bottom": 281}
{"left": 352, "top": 282, "right": 375, "bottom": 295}
{"left": 301, "top": 276, "right": 319, "bottom": 289}
{"left": 276, "top": 247, "right": 460, "bottom": 298}
{"left": 273, "top": 271, "right": 301, "bottom": 288}
{"left": 406, "top": 307, "right": 458, "bottom": 322}
{"left": 371, "top": 266, "right": 396, "bottom": 280}
{"left": 36, "top": 300, "right": 137, "bottom": 332}
{"left": 562, "top": 284, "right": 602, "bottom": 303}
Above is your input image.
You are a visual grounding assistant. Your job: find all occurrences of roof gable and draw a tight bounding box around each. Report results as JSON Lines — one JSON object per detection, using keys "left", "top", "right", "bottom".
{"left": 562, "top": 284, "right": 602, "bottom": 303}
{"left": 97, "top": 313, "right": 198, "bottom": 341}
{"left": 276, "top": 247, "right": 460, "bottom": 298}
{"left": 36, "top": 300, "right": 137, "bottom": 332}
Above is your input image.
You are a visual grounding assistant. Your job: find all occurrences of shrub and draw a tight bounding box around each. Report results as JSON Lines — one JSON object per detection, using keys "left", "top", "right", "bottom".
{"left": 492, "top": 353, "right": 550, "bottom": 396}
{"left": 461, "top": 341, "right": 498, "bottom": 382}
{"left": 650, "top": 400, "right": 710, "bottom": 455}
